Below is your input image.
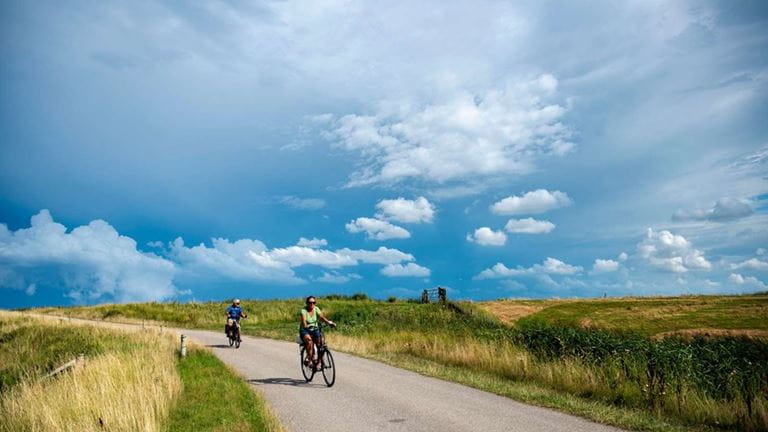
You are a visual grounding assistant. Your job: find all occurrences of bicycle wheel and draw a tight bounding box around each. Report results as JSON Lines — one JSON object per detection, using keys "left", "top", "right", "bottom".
{"left": 299, "top": 346, "right": 314, "bottom": 382}
{"left": 235, "top": 337, "right": 240, "bottom": 349}
{"left": 321, "top": 348, "right": 336, "bottom": 387}
{"left": 228, "top": 335, "right": 234, "bottom": 346}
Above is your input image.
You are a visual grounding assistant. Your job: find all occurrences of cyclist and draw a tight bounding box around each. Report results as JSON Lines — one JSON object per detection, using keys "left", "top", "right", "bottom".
{"left": 300, "top": 295, "right": 335, "bottom": 366}
{"left": 225, "top": 299, "right": 247, "bottom": 341}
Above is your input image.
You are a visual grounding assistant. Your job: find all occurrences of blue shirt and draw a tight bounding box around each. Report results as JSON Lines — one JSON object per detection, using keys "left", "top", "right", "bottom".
{"left": 226, "top": 305, "right": 244, "bottom": 320}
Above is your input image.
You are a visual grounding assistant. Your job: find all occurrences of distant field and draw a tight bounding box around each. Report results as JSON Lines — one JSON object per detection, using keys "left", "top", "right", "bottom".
{"left": 480, "top": 294, "right": 768, "bottom": 337}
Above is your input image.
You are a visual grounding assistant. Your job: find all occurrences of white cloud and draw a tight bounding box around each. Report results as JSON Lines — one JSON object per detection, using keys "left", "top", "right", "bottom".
{"left": 296, "top": 237, "right": 328, "bottom": 248}
{"left": 490, "top": 189, "right": 572, "bottom": 215}
{"left": 592, "top": 259, "right": 620, "bottom": 274}
{"left": 0, "top": 210, "right": 178, "bottom": 302}
{"left": 618, "top": 252, "right": 629, "bottom": 262}
{"left": 376, "top": 197, "right": 435, "bottom": 223}
{"left": 171, "top": 239, "right": 415, "bottom": 284}
{"left": 323, "top": 75, "right": 573, "bottom": 186}
{"left": 475, "top": 257, "right": 582, "bottom": 279}
{"left": 504, "top": 217, "right": 555, "bottom": 234}
{"left": 637, "top": 228, "right": 712, "bottom": 273}
{"left": 337, "top": 246, "right": 414, "bottom": 265}
{"left": 729, "top": 273, "right": 767, "bottom": 289}
{"left": 731, "top": 258, "right": 768, "bottom": 271}
{"left": 672, "top": 197, "right": 754, "bottom": 222}
{"left": 381, "top": 263, "right": 431, "bottom": 277}
{"left": 466, "top": 227, "right": 507, "bottom": 246}
{"left": 170, "top": 237, "right": 300, "bottom": 283}
{"left": 758, "top": 248, "right": 766, "bottom": 256}
{"left": 278, "top": 196, "right": 327, "bottom": 210}
{"left": 254, "top": 246, "right": 358, "bottom": 269}
{"left": 345, "top": 217, "right": 411, "bottom": 240}
{"left": 536, "top": 257, "right": 583, "bottom": 275}
{"left": 314, "top": 271, "right": 361, "bottom": 284}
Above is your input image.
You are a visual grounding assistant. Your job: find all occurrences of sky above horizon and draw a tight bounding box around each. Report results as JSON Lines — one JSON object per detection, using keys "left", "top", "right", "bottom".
{"left": 1, "top": 0, "right": 767, "bottom": 308}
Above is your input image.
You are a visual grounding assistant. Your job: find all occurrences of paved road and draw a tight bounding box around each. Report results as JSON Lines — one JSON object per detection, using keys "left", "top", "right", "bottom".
{"left": 185, "top": 329, "right": 623, "bottom": 432}
{"left": 34, "top": 315, "right": 623, "bottom": 432}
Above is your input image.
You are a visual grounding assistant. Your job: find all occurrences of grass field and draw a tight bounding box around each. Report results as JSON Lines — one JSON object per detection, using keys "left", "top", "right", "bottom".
{"left": 31, "top": 293, "right": 768, "bottom": 431}
{"left": 0, "top": 312, "right": 281, "bottom": 432}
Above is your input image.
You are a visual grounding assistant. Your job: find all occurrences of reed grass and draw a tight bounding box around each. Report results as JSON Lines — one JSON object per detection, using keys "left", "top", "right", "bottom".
{"left": 0, "top": 315, "right": 180, "bottom": 432}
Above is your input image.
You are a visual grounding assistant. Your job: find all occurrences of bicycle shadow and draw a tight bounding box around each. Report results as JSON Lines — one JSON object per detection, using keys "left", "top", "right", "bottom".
{"left": 248, "top": 377, "right": 319, "bottom": 387}
{"left": 206, "top": 344, "right": 232, "bottom": 348}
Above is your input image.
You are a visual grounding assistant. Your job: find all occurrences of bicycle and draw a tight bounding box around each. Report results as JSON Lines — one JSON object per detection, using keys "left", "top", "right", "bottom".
{"left": 298, "top": 322, "right": 336, "bottom": 387}
{"left": 226, "top": 318, "right": 243, "bottom": 349}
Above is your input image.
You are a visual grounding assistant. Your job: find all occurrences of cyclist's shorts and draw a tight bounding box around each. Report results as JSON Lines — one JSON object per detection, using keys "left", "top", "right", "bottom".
{"left": 299, "top": 327, "right": 321, "bottom": 341}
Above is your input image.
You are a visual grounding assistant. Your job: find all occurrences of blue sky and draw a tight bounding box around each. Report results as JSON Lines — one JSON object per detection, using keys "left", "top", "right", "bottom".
{"left": 1, "top": 0, "right": 767, "bottom": 308}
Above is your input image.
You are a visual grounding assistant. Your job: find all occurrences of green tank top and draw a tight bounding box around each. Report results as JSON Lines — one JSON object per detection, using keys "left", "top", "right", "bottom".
{"left": 300, "top": 306, "right": 321, "bottom": 330}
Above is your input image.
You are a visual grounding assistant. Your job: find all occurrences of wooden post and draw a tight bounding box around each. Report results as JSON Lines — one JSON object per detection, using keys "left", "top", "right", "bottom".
{"left": 76, "top": 353, "right": 85, "bottom": 369}
{"left": 180, "top": 334, "right": 187, "bottom": 357}
{"left": 421, "top": 289, "right": 429, "bottom": 304}
{"left": 438, "top": 286, "right": 447, "bottom": 304}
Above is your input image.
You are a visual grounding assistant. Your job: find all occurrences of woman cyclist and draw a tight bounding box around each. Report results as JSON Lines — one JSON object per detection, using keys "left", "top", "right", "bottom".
{"left": 300, "top": 296, "right": 335, "bottom": 366}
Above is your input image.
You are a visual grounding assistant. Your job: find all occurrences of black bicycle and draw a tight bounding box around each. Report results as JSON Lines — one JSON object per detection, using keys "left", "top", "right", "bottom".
{"left": 299, "top": 323, "right": 336, "bottom": 387}
{"left": 226, "top": 319, "right": 243, "bottom": 349}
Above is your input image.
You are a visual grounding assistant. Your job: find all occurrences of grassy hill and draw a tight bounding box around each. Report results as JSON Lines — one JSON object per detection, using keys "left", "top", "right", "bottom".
{"left": 30, "top": 294, "right": 768, "bottom": 432}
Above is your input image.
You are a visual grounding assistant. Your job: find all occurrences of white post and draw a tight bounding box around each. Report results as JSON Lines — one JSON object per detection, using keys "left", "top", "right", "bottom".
{"left": 77, "top": 353, "right": 85, "bottom": 369}
{"left": 180, "top": 334, "right": 187, "bottom": 357}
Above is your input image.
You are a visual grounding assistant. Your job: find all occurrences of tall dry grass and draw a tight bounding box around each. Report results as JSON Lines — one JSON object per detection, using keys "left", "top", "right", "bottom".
{"left": 329, "top": 331, "right": 768, "bottom": 431}
{"left": 0, "top": 319, "right": 180, "bottom": 432}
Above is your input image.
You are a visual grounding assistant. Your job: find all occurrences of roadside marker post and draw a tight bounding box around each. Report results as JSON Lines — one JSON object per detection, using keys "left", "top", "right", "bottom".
{"left": 180, "top": 334, "right": 187, "bottom": 357}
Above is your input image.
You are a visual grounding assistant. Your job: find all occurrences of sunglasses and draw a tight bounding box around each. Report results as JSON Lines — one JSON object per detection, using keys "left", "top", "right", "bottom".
{"left": 307, "top": 301, "right": 316, "bottom": 304}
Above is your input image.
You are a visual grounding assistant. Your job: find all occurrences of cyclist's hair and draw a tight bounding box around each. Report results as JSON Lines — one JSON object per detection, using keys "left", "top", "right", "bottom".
{"left": 305, "top": 295, "right": 316, "bottom": 304}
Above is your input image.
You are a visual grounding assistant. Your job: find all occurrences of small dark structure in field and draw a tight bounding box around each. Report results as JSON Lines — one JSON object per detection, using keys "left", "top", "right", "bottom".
{"left": 421, "top": 286, "right": 446, "bottom": 304}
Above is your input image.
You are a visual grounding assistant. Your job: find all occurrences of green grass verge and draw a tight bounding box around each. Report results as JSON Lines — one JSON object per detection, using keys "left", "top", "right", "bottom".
{"left": 168, "top": 349, "right": 282, "bottom": 432}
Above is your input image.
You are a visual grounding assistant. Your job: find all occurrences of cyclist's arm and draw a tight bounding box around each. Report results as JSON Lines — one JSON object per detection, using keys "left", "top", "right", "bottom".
{"left": 301, "top": 313, "right": 309, "bottom": 329}
{"left": 318, "top": 312, "right": 335, "bottom": 327}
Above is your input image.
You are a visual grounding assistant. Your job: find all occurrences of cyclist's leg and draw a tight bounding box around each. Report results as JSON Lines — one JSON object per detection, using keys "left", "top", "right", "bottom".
{"left": 302, "top": 333, "right": 314, "bottom": 363}
{"left": 311, "top": 329, "right": 322, "bottom": 364}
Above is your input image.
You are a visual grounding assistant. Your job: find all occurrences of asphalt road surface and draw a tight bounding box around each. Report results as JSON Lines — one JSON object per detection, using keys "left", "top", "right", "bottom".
{"left": 184, "top": 329, "right": 624, "bottom": 432}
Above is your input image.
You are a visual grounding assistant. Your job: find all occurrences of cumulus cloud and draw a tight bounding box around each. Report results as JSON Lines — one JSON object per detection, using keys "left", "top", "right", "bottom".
{"left": 337, "top": 247, "right": 415, "bottom": 265}
{"left": 504, "top": 217, "right": 555, "bottom": 234}
{"left": 636, "top": 228, "right": 712, "bottom": 273}
{"left": 672, "top": 197, "right": 754, "bottom": 222}
{"left": 376, "top": 197, "right": 435, "bottom": 223}
{"left": 253, "top": 246, "right": 358, "bottom": 269}
{"left": 731, "top": 258, "right": 768, "bottom": 271}
{"left": 490, "top": 189, "right": 572, "bottom": 215}
{"left": 322, "top": 75, "right": 573, "bottom": 186}
{"left": 466, "top": 227, "right": 507, "bottom": 246}
{"left": 169, "top": 237, "right": 301, "bottom": 283}
{"left": 758, "top": 248, "right": 766, "bottom": 256}
{"left": 278, "top": 196, "right": 327, "bottom": 210}
{"left": 314, "top": 271, "right": 361, "bottom": 284}
{"left": 0, "top": 210, "right": 177, "bottom": 302}
{"left": 729, "top": 273, "right": 768, "bottom": 289}
{"left": 475, "top": 257, "right": 582, "bottom": 279}
{"left": 618, "top": 252, "right": 629, "bottom": 261}
{"left": 381, "top": 263, "right": 431, "bottom": 277}
{"left": 345, "top": 217, "right": 411, "bottom": 240}
{"left": 592, "top": 259, "right": 620, "bottom": 274}
{"left": 296, "top": 237, "right": 328, "bottom": 248}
